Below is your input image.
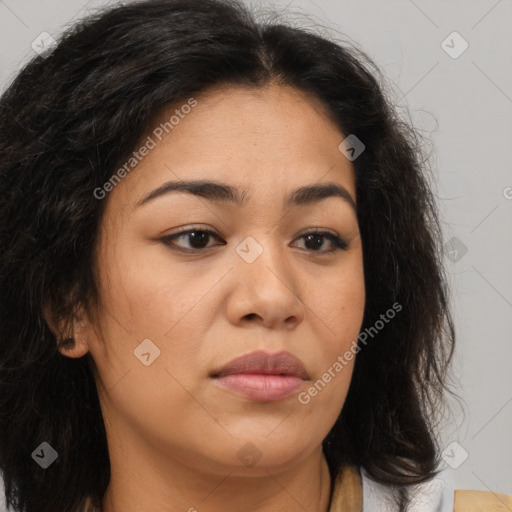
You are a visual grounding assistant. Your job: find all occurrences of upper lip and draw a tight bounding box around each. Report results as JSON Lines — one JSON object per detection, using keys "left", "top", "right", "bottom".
{"left": 211, "top": 350, "right": 309, "bottom": 379}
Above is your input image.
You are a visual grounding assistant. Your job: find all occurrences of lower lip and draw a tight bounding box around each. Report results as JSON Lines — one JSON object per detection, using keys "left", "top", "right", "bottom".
{"left": 214, "top": 374, "right": 304, "bottom": 402}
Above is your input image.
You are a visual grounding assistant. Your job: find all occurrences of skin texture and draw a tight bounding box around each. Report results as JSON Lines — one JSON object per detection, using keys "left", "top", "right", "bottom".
{"left": 59, "top": 83, "right": 366, "bottom": 512}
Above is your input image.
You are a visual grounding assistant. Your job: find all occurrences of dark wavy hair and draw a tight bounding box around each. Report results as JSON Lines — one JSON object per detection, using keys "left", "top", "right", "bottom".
{"left": 0, "top": 0, "right": 456, "bottom": 511}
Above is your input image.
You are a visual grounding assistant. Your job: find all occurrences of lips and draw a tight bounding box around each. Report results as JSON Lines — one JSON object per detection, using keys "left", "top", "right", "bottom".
{"left": 211, "top": 350, "right": 309, "bottom": 402}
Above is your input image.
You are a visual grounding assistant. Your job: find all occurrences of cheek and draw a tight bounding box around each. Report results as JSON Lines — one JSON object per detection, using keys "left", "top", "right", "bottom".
{"left": 90, "top": 253, "right": 213, "bottom": 438}
{"left": 300, "top": 257, "right": 364, "bottom": 404}
{"left": 97, "top": 235, "right": 215, "bottom": 339}
{"left": 89, "top": 240, "right": 214, "bottom": 397}
{"left": 297, "top": 276, "right": 363, "bottom": 424}
{"left": 309, "top": 258, "right": 365, "bottom": 346}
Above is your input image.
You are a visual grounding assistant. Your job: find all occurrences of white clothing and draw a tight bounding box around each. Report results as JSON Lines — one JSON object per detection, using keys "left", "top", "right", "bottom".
{"left": 361, "top": 468, "right": 455, "bottom": 512}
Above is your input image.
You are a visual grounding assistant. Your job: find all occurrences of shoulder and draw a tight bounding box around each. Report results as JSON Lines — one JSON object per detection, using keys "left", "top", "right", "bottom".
{"left": 454, "top": 489, "right": 512, "bottom": 511}
{"left": 361, "top": 468, "right": 451, "bottom": 511}
{"left": 359, "top": 467, "right": 512, "bottom": 512}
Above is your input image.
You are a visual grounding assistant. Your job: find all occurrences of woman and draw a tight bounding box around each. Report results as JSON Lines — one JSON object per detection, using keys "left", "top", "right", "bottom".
{"left": 0, "top": 1, "right": 510, "bottom": 511}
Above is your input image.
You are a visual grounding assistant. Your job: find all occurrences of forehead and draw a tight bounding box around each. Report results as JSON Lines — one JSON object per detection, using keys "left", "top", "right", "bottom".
{"left": 157, "top": 82, "right": 345, "bottom": 155}
{"left": 104, "top": 83, "right": 355, "bottom": 211}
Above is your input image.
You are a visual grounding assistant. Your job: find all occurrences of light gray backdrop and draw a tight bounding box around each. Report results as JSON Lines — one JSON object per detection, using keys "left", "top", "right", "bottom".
{"left": 0, "top": 0, "right": 511, "bottom": 508}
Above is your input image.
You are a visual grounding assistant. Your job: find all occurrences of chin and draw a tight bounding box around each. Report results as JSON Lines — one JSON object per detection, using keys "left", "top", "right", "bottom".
{"left": 214, "top": 435, "right": 320, "bottom": 477}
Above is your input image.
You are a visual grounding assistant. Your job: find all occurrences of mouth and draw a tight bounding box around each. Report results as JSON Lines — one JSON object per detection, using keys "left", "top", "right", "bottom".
{"left": 210, "top": 350, "right": 308, "bottom": 402}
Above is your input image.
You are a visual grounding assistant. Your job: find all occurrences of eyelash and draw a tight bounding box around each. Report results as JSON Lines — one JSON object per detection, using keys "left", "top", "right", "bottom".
{"left": 160, "top": 226, "right": 349, "bottom": 254}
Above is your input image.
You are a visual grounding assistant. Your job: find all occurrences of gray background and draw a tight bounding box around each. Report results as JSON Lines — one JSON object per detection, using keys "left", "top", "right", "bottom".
{"left": 0, "top": 0, "right": 511, "bottom": 507}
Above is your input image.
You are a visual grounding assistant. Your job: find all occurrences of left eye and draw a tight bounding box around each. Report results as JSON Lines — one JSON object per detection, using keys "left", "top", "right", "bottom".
{"left": 161, "top": 227, "right": 348, "bottom": 253}
{"left": 294, "top": 231, "right": 348, "bottom": 252}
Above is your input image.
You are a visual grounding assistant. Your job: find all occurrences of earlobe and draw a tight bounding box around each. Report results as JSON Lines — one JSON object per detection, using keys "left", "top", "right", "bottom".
{"left": 59, "top": 303, "right": 92, "bottom": 358}
{"left": 43, "top": 300, "right": 91, "bottom": 359}
{"left": 57, "top": 335, "right": 90, "bottom": 358}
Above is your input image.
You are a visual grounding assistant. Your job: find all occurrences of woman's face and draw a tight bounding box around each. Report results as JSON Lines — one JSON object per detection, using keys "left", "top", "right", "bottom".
{"left": 77, "top": 83, "right": 365, "bottom": 477}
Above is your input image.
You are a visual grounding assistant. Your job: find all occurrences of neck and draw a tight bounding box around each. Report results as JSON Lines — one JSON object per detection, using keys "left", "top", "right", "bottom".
{"left": 100, "top": 436, "right": 332, "bottom": 512}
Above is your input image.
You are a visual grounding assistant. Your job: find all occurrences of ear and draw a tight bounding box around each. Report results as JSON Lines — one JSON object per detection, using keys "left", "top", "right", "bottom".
{"left": 43, "top": 299, "right": 91, "bottom": 359}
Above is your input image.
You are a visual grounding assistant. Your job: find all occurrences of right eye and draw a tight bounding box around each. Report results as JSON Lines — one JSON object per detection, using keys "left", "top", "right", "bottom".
{"left": 160, "top": 227, "right": 226, "bottom": 252}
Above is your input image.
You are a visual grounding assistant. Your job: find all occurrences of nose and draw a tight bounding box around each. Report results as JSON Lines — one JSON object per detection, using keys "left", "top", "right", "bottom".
{"left": 225, "top": 238, "right": 305, "bottom": 330}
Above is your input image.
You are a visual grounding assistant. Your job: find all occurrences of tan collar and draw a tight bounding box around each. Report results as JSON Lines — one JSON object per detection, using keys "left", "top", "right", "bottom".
{"left": 85, "top": 466, "right": 512, "bottom": 512}
{"left": 328, "top": 464, "right": 363, "bottom": 512}
{"left": 328, "top": 465, "right": 512, "bottom": 512}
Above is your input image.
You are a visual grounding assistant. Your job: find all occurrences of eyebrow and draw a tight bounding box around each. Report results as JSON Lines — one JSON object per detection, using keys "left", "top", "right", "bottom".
{"left": 136, "top": 179, "right": 356, "bottom": 212}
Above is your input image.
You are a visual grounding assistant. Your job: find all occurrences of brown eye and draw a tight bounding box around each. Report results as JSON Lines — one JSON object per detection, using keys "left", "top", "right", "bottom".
{"left": 294, "top": 231, "right": 348, "bottom": 253}
{"left": 161, "top": 228, "right": 225, "bottom": 252}
{"left": 160, "top": 226, "right": 348, "bottom": 254}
